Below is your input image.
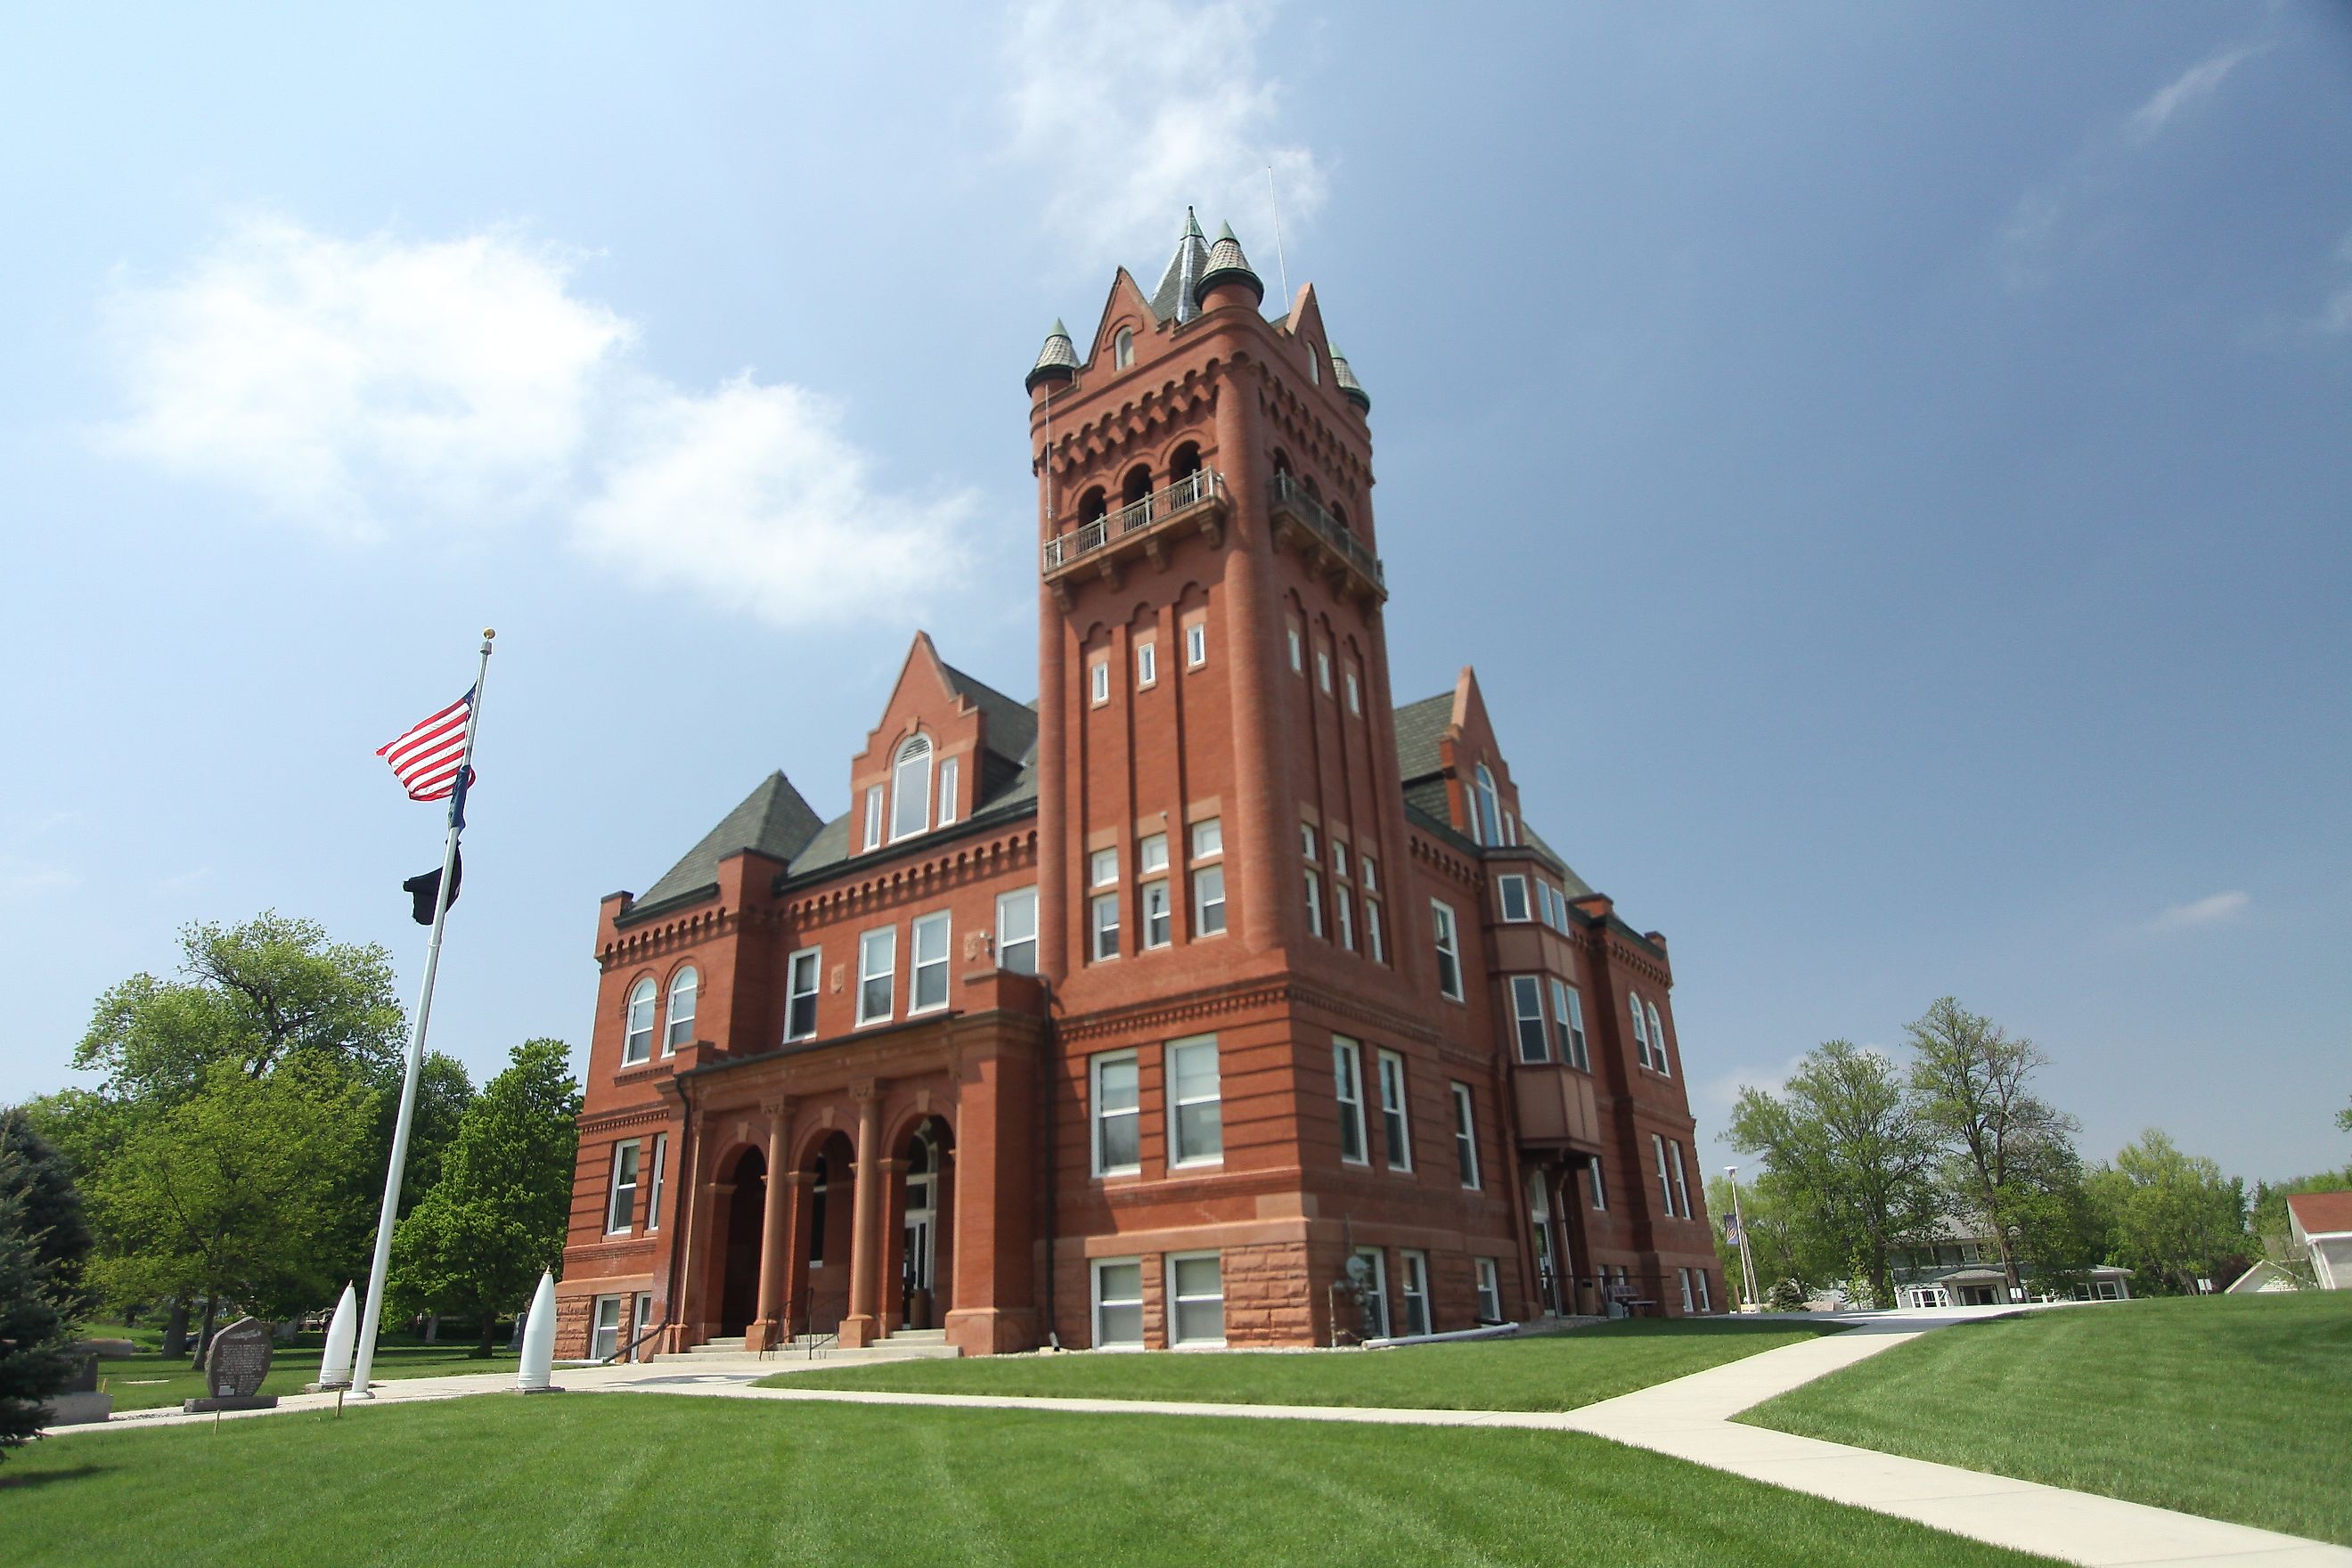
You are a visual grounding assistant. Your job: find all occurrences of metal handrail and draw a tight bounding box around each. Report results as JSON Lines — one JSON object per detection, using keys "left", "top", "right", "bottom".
{"left": 1042, "top": 469, "right": 1223, "bottom": 573}
{"left": 1269, "top": 472, "right": 1384, "bottom": 586}
{"left": 597, "top": 1316, "right": 667, "bottom": 1366}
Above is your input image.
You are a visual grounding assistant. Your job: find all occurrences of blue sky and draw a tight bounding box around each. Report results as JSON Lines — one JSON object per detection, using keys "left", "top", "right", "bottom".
{"left": 4, "top": 3, "right": 2347, "bottom": 1188}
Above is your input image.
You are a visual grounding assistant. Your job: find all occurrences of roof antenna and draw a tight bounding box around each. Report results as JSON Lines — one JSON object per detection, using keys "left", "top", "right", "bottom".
{"left": 1266, "top": 166, "right": 1292, "bottom": 311}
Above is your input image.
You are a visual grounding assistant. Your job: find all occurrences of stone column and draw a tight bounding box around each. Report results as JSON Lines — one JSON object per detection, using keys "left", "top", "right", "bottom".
{"left": 839, "top": 1082, "right": 885, "bottom": 1349}
{"left": 750, "top": 1104, "right": 791, "bottom": 1351}
{"left": 778, "top": 1172, "right": 813, "bottom": 1338}
{"left": 878, "top": 1157, "right": 911, "bottom": 1336}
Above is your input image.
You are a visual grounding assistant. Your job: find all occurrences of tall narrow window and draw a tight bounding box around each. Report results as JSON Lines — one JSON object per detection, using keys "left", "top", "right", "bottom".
{"left": 1093, "top": 1258, "right": 1144, "bottom": 1347}
{"left": 1186, "top": 620, "right": 1207, "bottom": 667}
{"left": 1529, "top": 1172, "right": 1556, "bottom": 1300}
{"left": 995, "top": 887, "right": 1038, "bottom": 975}
{"left": 1629, "top": 993, "right": 1652, "bottom": 1069}
{"left": 1503, "top": 809, "right": 1517, "bottom": 845}
{"left": 606, "top": 1139, "right": 641, "bottom": 1233}
{"left": 1142, "top": 878, "right": 1172, "bottom": 948}
{"left": 664, "top": 966, "right": 698, "bottom": 1053}
{"left": 1091, "top": 1051, "right": 1140, "bottom": 1175}
{"left": 1670, "top": 1140, "right": 1692, "bottom": 1219}
{"left": 1287, "top": 621, "right": 1303, "bottom": 673}
{"left": 891, "top": 736, "right": 932, "bottom": 840}
{"left": 1364, "top": 898, "right": 1385, "bottom": 964}
{"left": 1450, "top": 1082, "right": 1480, "bottom": 1188}
{"left": 1696, "top": 1270, "right": 1712, "bottom": 1313}
{"left": 1113, "top": 326, "right": 1135, "bottom": 369}
{"left": 1590, "top": 1158, "right": 1609, "bottom": 1212}
{"left": 1498, "top": 875, "right": 1531, "bottom": 923}
{"left": 1474, "top": 764, "right": 1502, "bottom": 846}
{"left": 1334, "top": 1037, "right": 1368, "bottom": 1164}
{"left": 1474, "top": 1258, "right": 1502, "bottom": 1323}
{"left": 1648, "top": 1001, "right": 1670, "bottom": 1077}
{"left": 1303, "top": 868, "right": 1324, "bottom": 937}
{"left": 1331, "top": 840, "right": 1349, "bottom": 881}
{"left": 1431, "top": 901, "right": 1463, "bottom": 1000}
{"left": 862, "top": 784, "right": 885, "bottom": 850}
{"left": 1167, "top": 1035, "right": 1222, "bottom": 1166}
{"left": 623, "top": 978, "right": 656, "bottom": 1066}
{"left": 1090, "top": 891, "right": 1121, "bottom": 960}
{"left": 1136, "top": 639, "right": 1157, "bottom": 689}
{"left": 1316, "top": 648, "right": 1333, "bottom": 692}
{"left": 1654, "top": 1134, "right": 1674, "bottom": 1216}
{"left": 1192, "top": 864, "right": 1226, "bottom": 937}
{"left": 937, "top": 756, "right": 960, "bottom": 827}
{"left": 1511, "top": 976, "right": 1548, "bottom": 1062}
{"left": 646, "top": 1133, "right": 667, "bottom": 1230}
{"left": 1355, "top": 1247, "right": 1390, "bottom": 1338}
{"left": 1400, "top": 1251, "right": 1432, "bottom": 1336}
{"left": 857, "top": 927, "right": 895, "bottom": 1025}
{"left": 1360, "top": 854, "right": 1378, "bottom": 893}
{"left": 1335, "top": 888, "right": 1355, "bottom": 951}
{"left": 1377, "top": 1049, "right": 1411, "bottom": 1172}
{"left": 1090, "top": 658, "right": 1110, "bottom": 706}
{"left": 911, "top": 911, "right": 951, "bottom": 1013}
{"left": 1301, "top": 822, "right": 1318, "bottom": 859}
{"left": 1344, "top": 667, "right": 1361, "bottom": 714}
{"left": 591, "top": 1295, "right": 623, "bottom": 1360}
{"left": 1551, "top": 980, "right": 1589, "bottom": 1069}
{"left": 1168, "top": 1254, "right": 1225, "bottom": 1346}
{"left": 786, "top": 948, "right": 821, "bottom": 1041}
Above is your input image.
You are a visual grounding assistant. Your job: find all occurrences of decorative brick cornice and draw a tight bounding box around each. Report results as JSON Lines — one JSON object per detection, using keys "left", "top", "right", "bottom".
{"left": 1058, "top": 976, "right": 1444, "bottom": 1052}
{"left": 786, "top": 828, "right": 1038, "bottom": 926}
{"left": 576, "top": 1103, "right": 675, "bottom": 1135}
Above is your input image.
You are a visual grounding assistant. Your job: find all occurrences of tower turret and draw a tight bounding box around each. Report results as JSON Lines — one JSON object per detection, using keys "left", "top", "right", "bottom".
{"left": 1024, "top": 318, "right": 1079, "bottom": 396}
{"left": 1196, "top": 222, "right": 1265, "bottom": 312}
{"left": 1329, "top": 344, "right": 1371, "bottom": 414}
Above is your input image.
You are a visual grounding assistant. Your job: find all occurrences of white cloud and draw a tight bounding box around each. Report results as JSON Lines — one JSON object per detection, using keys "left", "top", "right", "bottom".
{"left": 96, "top": 216, "right": 961, "bottom": 627}
{"left": 2126, "top": 41, "right": 2269, "bottom": 144}
{"left": 2144, "top": 890, "right": 2250, "bottom": 935}
{"left": 1002, "top": 0, "right": 1326, "bottom": 265}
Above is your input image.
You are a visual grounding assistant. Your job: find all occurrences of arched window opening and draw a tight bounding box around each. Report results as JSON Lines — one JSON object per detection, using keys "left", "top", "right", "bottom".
{"left": 664, "top": 966, "right": 698, "bottom": 1053}
{"left": 1271, "top": 450, "right": 1293, "bottom": 479}
{"left": 623, "top": 978, "right": 657, "bottom": 1066}
{"left": 892, "top": 734, "right": 933, "bottom": 841}
{"left": 1078, "top": 487, "right": 1107, "bottom": 527}
{"left": 1113, "top": 327, "right": 1135, "bottom": 370}
{"left": 1474, "top": 763, "right": 1502, "bottom": 847}
{"left": 1304, "top": 475, "right": 1323, "bottom": 502}
{"left": 1121, "top": 464, "right": 1153, "bottom": 509}
{"left": 1330, "top": 502, "right": 1352, "bottom": 536}
{"left": 1171, "top": 443, "right": 1203, "bottom": 486}
{"left": 1306, "top": 340, "right": 1321, "bottom": 384}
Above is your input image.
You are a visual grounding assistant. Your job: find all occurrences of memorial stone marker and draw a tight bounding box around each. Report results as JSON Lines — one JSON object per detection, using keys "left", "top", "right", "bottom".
{"left": 183, "top": 1316, "right": 280, "bottom": 1412}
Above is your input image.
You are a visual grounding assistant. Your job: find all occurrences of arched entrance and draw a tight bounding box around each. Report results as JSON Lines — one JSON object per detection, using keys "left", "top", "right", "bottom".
{"left": 795, "top": 1131, "right": 858, "bottom": 1338}
{"left": 718, "top": 1146, "right": 766, "bottom": 1335}
{"left": 895, "top": 1117, "right": 954, "bottom": 1332}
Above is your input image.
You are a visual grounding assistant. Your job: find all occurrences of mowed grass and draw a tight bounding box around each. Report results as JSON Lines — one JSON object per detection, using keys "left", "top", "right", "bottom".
{"left": 764, "top": 1318, "right": 1838, "bottom": 1411}
{"left": 77, "top": 1323, "right": 518, "bottom": 1411}
{"left": 4, "top": 1393, "right": 2054, "bottom": 1567}
{"left": 1742, "top": 1293, "right": 2352, "bottom": 1547}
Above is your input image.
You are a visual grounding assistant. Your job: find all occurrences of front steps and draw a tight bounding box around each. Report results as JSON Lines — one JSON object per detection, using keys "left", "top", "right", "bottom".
{"left": 654, "top": 1327, "right": 960, "bottom": 1366}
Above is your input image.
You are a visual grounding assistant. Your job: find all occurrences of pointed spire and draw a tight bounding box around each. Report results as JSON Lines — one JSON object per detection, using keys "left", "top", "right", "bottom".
{"left": 1025, "top": 318, "right": 1079, "bottom": 393}
{"left": 1197, "top": 221, "right": 1264, "bottom": 308}
{"left": 1330, "top": 344, "right": 1371, "bottom": 413}
{"left": 1150, "top": 207, "right": 1214, "bottom": 324}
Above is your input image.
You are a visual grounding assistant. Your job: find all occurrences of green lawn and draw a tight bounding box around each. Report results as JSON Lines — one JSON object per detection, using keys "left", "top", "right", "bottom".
{"left": 4, "top": 1393, "right": 2054, "bottom": 1567}
{"left": 78, "top": 1324, "right": 519, "bottom": 1412}
{"left": 762, "top": 1318, "right": 1838, "bottom": 1411}
{"left": 1741, "top": 1293, "right": 2352, "bottom": 1547}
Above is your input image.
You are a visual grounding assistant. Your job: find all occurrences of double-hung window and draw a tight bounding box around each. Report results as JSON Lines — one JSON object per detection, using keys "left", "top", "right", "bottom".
{"left": 1551, "top": 980, "right": 1589, "bottom": 1069}
{"left": 1166, "top": 1035, "right": 1221, "bottom": 1165}
{"left": 1450, "top": 1082, "right": 1481, "bottom": 1188}
{"left": 1376, "top": 1049, "right": 1411, "bottom": 1172}
{"left": 1090, "top": 657, "right": 1110, "bottom": 706}
{"left": 785, "top": 947, "right": 821, "bottom": 1041}
{"left": 857, "top": 927, "right": 895, "bottom": 1025}
{"left": 1474, "top": 1258, "right": 1503, "bottom": 1323}
{"left": 1136, "top": 639, "right": 1157, "bottom": 689}
{"left": 1139, "top": 833, "right": 1171, "bottom": 948}
{"left": 1090, "top": 848, "right": 1120, "bottom": 961}
{"left": 1653, "top": 1135, "right": 1676, "bottom": 1217}
{"left": 1343, "top": 667, "right": 1361, "bottom": 714}
{"left": 1629, "top": 992, "right": 1652, "bottom": 1068}
{"left": 591, "top": 1295, "right": 623, "bottom": 1360}
{"left": 1590, "top": 1158, "right": 1609, "bottom": 1212}
{"left": 1678, "top": 1270, "right": 1695, "bottom": 1313}
{"left": 1354, "top": 1247, "right": 1391, "bottom": 1339}
{"left": 910, "top": 911, "right": 951, "bottom": 1013}
{"left": 1167, "top": 1254, "right": 1225, "bottom": 1346}
{"left": 1364, "top": 898, "right": 1385, "bottom": 964}
{"left": 1335, "top": 886, "right": 1355, "bottom": 950}
{"left": 646, "top": 1133, "right": 667, "bottom": 1230}
{"left": 1316, "top": 648, "right": 1333, "bottom": 693}
{"left": 664, "top": 966, "right": 698, "bottom": 1053}
{"left": 1431, "top": 901, "right": 1463, "bottom": 1000}
{"left": 1091, "top": 1051, "right": 1140, "bottom": 1175}
{"left": 1303, "top": 867, "right": 1324, "bottom": 938}
{"left": 1670, "top": 1139, "right": 1692, "bottom": 1219}
{"left": 606, "top": 1139, "right": 641, "bottom": 1233}
{"left": 1333, "top": 1037, "right": 1368, "bottom": 1164}
{"left": 1185, "top": 620, "right": 1207, "bottom": 667}
{"left": 1498, "top": 874, "right": 1531, "bottom": 923}
{"left": 622, "top": 978, "right": 656, "bottom": 1066}
{"left": 1510, "top": 976, "right": 1548, "bottom": 1063}
{"left": 995, "top": 887, "right": 1038, "bottom": 975}
{"left": 1648, "top": 1002, "right": 1670, "bottom": 1077}
{"left": 937, "top": 756, "right": 960, "bottom": 826}
{"left": 1092, "top": 1259, "right": 1144, "bottom": 1347}
{"left": 1360, "top": 854, "right": 1378, "bottom": 894}
{"left": 862, "top": 784, "right": 885, "bottom": 850}
{"left": 1399, "top": 1250, "right": 1432, "bottom": 1336}
{"left": 1287, "top": 622, "right": 1304, "bottom": 673}
{"left": 1190, "top": 818, "right": 1225, "bottom": 936}
{"left": 891, "top": 737, "right": 931, "bottom": 840}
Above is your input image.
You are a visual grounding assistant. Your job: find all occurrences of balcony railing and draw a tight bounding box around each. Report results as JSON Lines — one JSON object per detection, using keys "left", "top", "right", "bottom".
{"left": 1269, "top": 472, "right": 1385, "bottom": 591}
{"left": 1042, "top": 469, "right": 1225, "bottom": 575}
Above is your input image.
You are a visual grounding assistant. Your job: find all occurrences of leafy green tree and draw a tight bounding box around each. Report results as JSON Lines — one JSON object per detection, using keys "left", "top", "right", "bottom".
{"left": 390, "top": 1041, "right": 581, "bottom": 1355}
{"left": 1728, "top": 1041, "right": 1941, "bottom": 1309}
{"left": 2086, "top": 1130, "right": 2248, "bottom": 1295}
{"left": 0, "top": 1147, "right": 77, "bottom": 1459}
{"left": 0, "top": 1107, "right": 95, "bottom": 1320}
{"left": 1903, "top": 998, "right": 2082, "bottom": 1296}
{"left": 1706, "top": 1172, "right": 1809, "bottom": 1307}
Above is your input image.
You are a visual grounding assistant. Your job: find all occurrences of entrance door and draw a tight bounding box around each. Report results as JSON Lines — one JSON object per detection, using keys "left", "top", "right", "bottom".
{"left": 902, "top": 1132, "right": 937, "bottom": 1303}
{"left": 1526, "top": 1170, "right": 1560, "bottom": 1313}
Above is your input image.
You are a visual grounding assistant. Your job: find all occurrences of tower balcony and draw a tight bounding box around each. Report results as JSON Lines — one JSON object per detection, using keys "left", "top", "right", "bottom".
{"left": 1041, "top": 470, "right": 1229, "bottom": 600}
{"left": 1269, "top": 473, "right": 1386, "bottom": 602}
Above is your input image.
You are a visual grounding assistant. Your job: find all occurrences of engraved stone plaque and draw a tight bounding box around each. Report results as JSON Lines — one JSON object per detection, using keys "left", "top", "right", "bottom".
{"left": 183, "top": 1315, "right": 280, "bottom": 1412}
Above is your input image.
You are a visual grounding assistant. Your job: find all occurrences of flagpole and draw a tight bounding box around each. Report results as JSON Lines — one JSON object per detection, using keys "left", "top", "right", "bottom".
{"left": 352, "top": 628, "right": 494, "bottom": 1396}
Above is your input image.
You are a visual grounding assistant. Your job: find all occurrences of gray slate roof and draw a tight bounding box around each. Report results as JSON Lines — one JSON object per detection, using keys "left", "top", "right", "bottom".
{"left": 1392, "top": 690, "right": 1593, "bottom": 894}
{"left": 631, "top": 772, "right": 822, "bottom": 914}
{"left": 940, "top": 661, "right": 1038, "bottom": 766}
{"left": 1392, "top": 691, "right": 1454, "bottom": 783}
{"left": 1147, "top": 208, "right": 1211, "bottom": 325}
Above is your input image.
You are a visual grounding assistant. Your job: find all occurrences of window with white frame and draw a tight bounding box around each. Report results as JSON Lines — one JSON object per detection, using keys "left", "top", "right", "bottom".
{"left": 1090, "top": 891, "right": 1121, "bottom": 960}
{"left": 1360, "top": 853, "right": 1378, "bottom": 893}
{"left": 1400, "top": 1250, "right": 1432, "bottom": 1336}
{"left": 664, "top": 966, "right": 698, "bottom": 1053}
{"left": 862, "top": 784, "right": 885, "bottom": 850}
{"left": 1091, "top": 846, "right": 1119, "bottom": 887}
{"left": 785, "top": 948, "right": 821, "bottom": 1041}
{"left": 1142, "top": 878, "right": 1172, "bottom": 949}
{"left": 1190, "top": 819, "right": 1224, "bottom": 935}
{"left": 1287, "top": 622, "right": 1303, "bottom": 673}
{"left": 911, "top": 911, "right": 951, "bottom": 1013}
{"left": 1377, "top": 1049, "right": 1411, "bottom": 1172}
{"left": 1090, "top": 657, "right": 1110, "bottom": 706}
{"left": 1167, "top": 1035, "right": 1221, "bottom": 1165}
{"left": 1335, "top": 887, "right": 1355, "bottom": 951}
{"left": 1450, "top": 1082, "right": 1480, "bottom": 1188}
{"left": 1137, "top": 639, "right": 1157, "bottom": 689}
{"left": 857, "top": 927, "right": 895, "bottom": 1025}
{"left": 1185, "top": 619, "right": 1206, "bottom": 667}
{"left": 1113, "top": 326, "right": 1134, "bottom": 370}
{"left": 591, "top": 1294, "right": 623, "bottom": 1360}
{"left": 1695, "top": 1270, "right": 1711, "bottom": 1313}
{"left": 1629, "top": 992, "right": 1652, "bottom": 1068}
{"left": 1191, "top": 816, "right": 1221, "bottom": 860}
{"left": 1589, "top": 1157, "right": 1608, "bottom": 1212}
{"left": 1498, "top": 875, "right": 1531, "bottom": 923}
{"left": 1503, "top": 809, "right": 1517, "bottom": 845}
{"left": 1474, "top": 764, "right": 1502, "bottom": 846}
{"left": 1092, "top": 1258, "right": 1144, "bottom": 1347}
{"left": 1317, "top": 648, "right": 1333, "bottom": 693}
{"left": 1551, "top": 979, "right": 1589, "bottom": 1069}
{"left": 1364, "top": 897, "right": 1385, "bottom": 964}
{"left": 1354, "top": 1247, "right": 1390, "bottom": 1338}
{"left": 1344, "top": 667, "right": 1361, "bottom": 715}
{"left": 1670, "top": 1139, "right": 1692, "bottom": 1219}
{"left": 646, "top": 1133, "right": 667, "bottom": 1230}
{"left": 1510, "top": 976, "right": 1548, "bottom": 1063}
{"left": 606, "top": 1139, "right": 641, "bottom": 1232}
{"left": 1303, "top": 867, "right": 1324, "bottom": 938}
{"left": 1431, "top": 900, "right": 1463, "bottom": 1000}
{"left": 1474, "top": 1257, "right": 1503, "bottom": 1323}
{"left": 1300, "top": 821, "right": 1318, "bottom": 860}
{"left": 995, "top": 888, "right": 1037, "bottom": 975}
{"left": 1647, "top": 1001, "right": 1670, "bottom": 1077}
{"left": 891, "top": 736, "right": 932, "bottom": 840}
{"left": 1167, "top": 1253, "right": 1225, "bottom": 1346}
{"left": 622, "top": 978, "right": 656, "bottom": 1066}
{"left": 1334, "top": 1037, "right": 1368, "bottom": 1164}
{"left": 937, "top": 756, "right": 960, "bottom": 826}
{"left": 1330, "top": 840, "right": 1349, "bottom": 881}
{"left": 1653, "top": 1134, "right": 1675, "bottom": 1216}
{"left": 1091, "top": 1051, "right": 1140, "bottom": 1175}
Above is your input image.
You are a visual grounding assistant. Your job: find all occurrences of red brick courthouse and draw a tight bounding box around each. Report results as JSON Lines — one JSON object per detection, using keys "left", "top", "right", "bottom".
{"left": 554, "top": 214, "right": 1721, "bottom": 1360}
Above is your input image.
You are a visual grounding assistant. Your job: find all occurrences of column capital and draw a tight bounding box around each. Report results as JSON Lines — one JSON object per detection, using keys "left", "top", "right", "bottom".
{"left": 849, "top": 1077, "right": 882, "bottom": 1103}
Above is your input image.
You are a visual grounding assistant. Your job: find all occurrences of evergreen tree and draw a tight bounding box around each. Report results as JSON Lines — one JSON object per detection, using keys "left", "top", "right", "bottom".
{"left": 0, "top": 1149, "right": 75, "bottom": 1460}
{"left": 0, "top": 1107, "right": 95, "bottom": 1319}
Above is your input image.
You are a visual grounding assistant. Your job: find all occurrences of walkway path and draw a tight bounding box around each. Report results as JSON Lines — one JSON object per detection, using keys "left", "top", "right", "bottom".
{"left": 45, "top": 1314, "right": 2352, "bottom": 1566}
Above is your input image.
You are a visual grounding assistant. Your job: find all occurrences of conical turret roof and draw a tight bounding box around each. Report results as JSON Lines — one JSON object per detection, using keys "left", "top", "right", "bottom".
{"left": 1147, "top": 207, "right": 1213, "bottom": 324}
{"left": 1025, "top": 318, "right": 1080, "bottom": 392}
{"left": 1330, "top": 344, "right": 1371, "bottom": 412}
{"left": 1196, "top": 221, "right": 1264, "bottom": 306}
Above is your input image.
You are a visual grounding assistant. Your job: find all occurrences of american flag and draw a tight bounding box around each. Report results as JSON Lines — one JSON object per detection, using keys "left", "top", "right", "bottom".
{"left": 376, "top": 689, "right": 476, "bottom": 803}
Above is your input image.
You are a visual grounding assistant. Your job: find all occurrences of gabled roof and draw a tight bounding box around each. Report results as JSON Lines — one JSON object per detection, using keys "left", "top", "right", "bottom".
{"left": 941, "top": 661, "right": 1038, "bottom": 765}
{"left": 630, "top": 772, "right": 822, "bottom": 916}
{"left": 1392, "top": 691, "right": 1453, "bottom": 784}
{"left": 1392, "top": 690, "right": 1594, "bottom": 895}
{"left": 2288, "top": 1190, "right": 2352, "bottom": 1237}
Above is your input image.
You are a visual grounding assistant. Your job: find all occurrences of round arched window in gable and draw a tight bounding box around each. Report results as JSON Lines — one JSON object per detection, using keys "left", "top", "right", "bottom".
{"left": 623, "top": 977, "right": 657, "bottom": 1066}
{"left": 891, "top": 733, "right": 934, "bottom": 841}
{"left": 1114, "top": 326, "right": 1135, "bottom": 370}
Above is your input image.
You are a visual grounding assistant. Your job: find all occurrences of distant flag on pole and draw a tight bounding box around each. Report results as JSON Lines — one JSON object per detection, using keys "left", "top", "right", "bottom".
{"left": 376, "top": 689, "right": 477, "bottom": 804}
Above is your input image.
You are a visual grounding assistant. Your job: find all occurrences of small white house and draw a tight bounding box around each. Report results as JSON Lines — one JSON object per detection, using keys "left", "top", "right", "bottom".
{"left": 2286, "top": 1192, "right": 2352, "bottom": 1291}
{"left": 2225, "top": 1259, "right": 2301, "bottom": 1294}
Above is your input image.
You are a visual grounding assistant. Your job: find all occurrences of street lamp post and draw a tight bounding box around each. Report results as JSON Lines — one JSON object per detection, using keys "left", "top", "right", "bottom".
{"left": 1726, "top": 1165, "right": 1762, "bottom": 1311}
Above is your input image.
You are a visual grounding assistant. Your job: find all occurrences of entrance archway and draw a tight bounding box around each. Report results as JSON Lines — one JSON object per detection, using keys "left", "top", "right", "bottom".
{"left": 796, "top": 1131, "right": 858, "bottom": 1338}
{"left": 718, "top": 1145, "right": 766, "bottom": 1335}
{"left": 895, "top": 1118, "right": 953, "bottom": 1330}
